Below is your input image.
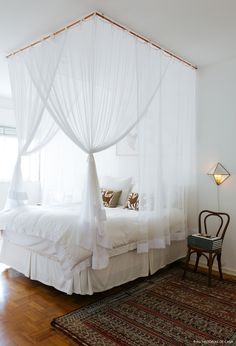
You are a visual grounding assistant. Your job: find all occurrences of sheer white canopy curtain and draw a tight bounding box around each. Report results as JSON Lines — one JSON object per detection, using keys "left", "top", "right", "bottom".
{"left": 5, "top": 36, "right": 63, "bottom": 209}
{"left": 137, "top": 61, "right": 196, "bottom": 253}
{"left": 7, "top": 14, "right": 196, "bottom": 270}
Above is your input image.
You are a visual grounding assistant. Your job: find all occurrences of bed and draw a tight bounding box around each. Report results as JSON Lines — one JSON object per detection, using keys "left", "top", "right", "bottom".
{"left": 0, "top": 204, "right": 186, "bottom": 294}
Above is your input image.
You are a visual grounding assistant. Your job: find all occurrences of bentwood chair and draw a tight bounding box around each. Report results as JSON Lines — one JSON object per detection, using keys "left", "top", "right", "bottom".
{"left": 182, "top": 210, "right": 230, "bottom": 287}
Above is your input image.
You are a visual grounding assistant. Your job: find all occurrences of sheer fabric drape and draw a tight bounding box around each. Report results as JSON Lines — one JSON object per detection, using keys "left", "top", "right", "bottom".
{"left": 5, "top": 37, "right": 63, "bottom": 208}
{"left": 40, "top": 130, "right": 87, "bottom": 204}
{"left": 22, "top": 16, "right": 169, "bottom": 269}
{"left": 137, "top": 60, "right": 196, "bottom": 251}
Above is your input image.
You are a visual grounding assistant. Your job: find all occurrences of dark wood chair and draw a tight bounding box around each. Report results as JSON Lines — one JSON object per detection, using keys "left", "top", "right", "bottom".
{"left": 182, "top": 210, "right": 230, "bottom": 287}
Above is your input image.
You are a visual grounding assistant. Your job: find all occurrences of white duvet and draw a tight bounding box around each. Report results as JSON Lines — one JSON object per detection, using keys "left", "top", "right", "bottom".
{"left": 0, "top": 204, "right": 185, "bottom": 277}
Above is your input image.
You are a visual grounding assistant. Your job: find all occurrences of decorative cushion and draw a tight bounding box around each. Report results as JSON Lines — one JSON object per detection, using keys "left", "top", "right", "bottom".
{"left": 124, "top": 192, "right": 139, "bottom": 211}
{"left": 100, "top": 176, "right": 132, "bottom": 206}
{"left": 101, "top": 189, "right": 122, "bottom": 208}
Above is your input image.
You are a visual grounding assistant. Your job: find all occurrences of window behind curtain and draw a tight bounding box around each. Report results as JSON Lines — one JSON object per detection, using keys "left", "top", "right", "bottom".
{"left": 0, "top": 126, "right": 39, "bottom": 182}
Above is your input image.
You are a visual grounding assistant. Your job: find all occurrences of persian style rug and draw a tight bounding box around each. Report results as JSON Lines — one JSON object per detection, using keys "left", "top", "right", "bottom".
{"left": 51, "top": 267, "right": 236, "bottom": 345}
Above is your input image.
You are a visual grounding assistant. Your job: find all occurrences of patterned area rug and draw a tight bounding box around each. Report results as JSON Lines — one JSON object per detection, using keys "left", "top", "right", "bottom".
{"left": 51, "top": 267, "right": 236, "bottom": 345}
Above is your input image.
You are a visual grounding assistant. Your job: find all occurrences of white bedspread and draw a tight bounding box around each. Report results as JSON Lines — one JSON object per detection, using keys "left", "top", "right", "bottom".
{"left": 0, "top": 204, "right": 184, "bottom": 277}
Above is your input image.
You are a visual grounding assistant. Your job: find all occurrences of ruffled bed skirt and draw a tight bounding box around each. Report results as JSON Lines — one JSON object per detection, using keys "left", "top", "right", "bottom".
{"left": 0, "top": 237, "right": 186, "bottom": 295}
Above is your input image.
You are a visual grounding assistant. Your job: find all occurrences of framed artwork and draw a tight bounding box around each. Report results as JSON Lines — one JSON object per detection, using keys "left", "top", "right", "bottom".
{"left": 116, "top": 128, "right": 138, "bottom": 156}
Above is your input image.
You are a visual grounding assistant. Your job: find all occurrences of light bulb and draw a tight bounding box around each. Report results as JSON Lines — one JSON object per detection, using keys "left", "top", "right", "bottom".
{"left": 214, "top": 174, "right": 222, "bottom": 185}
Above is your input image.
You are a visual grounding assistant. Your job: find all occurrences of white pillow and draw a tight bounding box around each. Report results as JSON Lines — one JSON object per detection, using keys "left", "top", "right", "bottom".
{"left": 100, "top": 176, "right": 132, "bottom": 206}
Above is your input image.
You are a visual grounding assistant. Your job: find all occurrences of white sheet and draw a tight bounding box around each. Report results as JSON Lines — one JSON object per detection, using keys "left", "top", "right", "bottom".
{"left": 0, "top": 204, "right": 184, "bottom": 278}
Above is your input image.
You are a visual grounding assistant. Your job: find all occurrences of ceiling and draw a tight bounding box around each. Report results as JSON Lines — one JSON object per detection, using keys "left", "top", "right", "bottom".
{"left": 1, "top": 0, "right": 236, "bottom": 97}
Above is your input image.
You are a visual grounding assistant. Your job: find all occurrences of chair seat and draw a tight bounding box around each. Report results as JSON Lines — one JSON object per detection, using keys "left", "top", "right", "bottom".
{"left": 189, "top": 245, "right": 222, "bottom": 253}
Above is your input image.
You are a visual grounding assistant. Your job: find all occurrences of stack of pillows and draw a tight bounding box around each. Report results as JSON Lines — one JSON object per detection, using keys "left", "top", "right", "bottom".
{"left": 100, "top": 176, "right": 139, "bottom": 211}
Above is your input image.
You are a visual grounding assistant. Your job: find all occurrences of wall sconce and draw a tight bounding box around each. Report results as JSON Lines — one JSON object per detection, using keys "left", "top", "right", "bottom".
{"left": 208, "top": 162, "right": 230, "bottom": 210}
{"left": 208, "top": 162, "right": 230, "bottom": 185}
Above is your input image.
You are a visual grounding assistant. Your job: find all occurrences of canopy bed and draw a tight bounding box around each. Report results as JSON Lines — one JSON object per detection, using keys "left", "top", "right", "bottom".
{"left": 0, "top": 12, "right": 196, "bottom": 294}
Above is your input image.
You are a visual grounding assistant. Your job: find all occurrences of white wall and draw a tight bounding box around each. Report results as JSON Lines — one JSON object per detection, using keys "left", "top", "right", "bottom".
{"left": 197, "top": 58, "right": 236, "bottom": 275}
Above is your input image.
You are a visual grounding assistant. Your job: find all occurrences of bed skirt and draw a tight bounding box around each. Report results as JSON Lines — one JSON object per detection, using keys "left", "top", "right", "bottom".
{"left": 0, "top": 237, "right": 186, "bottom": 295}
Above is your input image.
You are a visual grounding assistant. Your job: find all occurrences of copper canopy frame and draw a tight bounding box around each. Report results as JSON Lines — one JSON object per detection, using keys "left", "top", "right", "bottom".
{"left": 6, "top": 12, "right": 197, "bottom": 70}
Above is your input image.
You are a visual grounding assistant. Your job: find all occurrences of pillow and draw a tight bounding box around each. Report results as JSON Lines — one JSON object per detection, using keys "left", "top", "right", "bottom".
{"left": 100, "top": 176, "right": 132, "bottom": 206}
{"left": 101, "top": 189, "right": 122, "bottom": 208}
{"left": 124, "top": 192, "right": 139, "bottom": 211}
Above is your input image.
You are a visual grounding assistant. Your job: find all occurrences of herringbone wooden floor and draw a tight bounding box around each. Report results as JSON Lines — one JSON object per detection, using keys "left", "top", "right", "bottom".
{"left": 0, "top": 264, "right": 117, "bottom": 345}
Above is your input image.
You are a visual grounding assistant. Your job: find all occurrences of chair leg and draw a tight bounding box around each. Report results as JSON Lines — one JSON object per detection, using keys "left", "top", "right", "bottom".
{"left": 194, "top": 252, "right": 201, "bottom": 272}
{"left": 182, "top": 248, "right": 191, "bottom": 280}
{"left": 208, "top": 253, "right": 213, "bottom": 287}
{"left": 217, "top": 253, "right": 223, "bottom": 280}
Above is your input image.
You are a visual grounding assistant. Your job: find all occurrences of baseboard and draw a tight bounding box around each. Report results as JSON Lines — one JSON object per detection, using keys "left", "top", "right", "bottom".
{"left": 219, "top": 267, "right": 236, "bottom": 277}
{"left": 189, "top": 260, "right": 236, "bottom": 278}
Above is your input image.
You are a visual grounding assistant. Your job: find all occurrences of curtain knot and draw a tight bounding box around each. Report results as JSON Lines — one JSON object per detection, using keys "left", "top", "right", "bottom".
{"left": 87, "top": 152, "right": 95, "bottom": 162}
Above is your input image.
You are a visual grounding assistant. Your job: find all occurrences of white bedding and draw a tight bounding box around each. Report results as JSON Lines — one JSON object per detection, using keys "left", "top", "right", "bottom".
{"left": 0, "top": 204, "right": 185, "bottom": 278}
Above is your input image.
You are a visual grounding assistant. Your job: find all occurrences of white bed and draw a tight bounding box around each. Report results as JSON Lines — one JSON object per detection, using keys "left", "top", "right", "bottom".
{"left": 0, "top": 204, "right": 186, "bottom": 294}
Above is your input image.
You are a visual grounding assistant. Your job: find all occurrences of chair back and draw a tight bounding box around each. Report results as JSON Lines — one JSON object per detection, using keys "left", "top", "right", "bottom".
{"left": 198, "top": 210, "right": 230, "bottom": 240}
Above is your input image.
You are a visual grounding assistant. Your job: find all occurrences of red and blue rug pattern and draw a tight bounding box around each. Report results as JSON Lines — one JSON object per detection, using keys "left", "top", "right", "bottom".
{"left": 51, "top": 267, "right": 236, "bottom": 345}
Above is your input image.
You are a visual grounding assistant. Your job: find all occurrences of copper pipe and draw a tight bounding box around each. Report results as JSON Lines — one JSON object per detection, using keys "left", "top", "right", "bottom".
{"left": 6, "top": 11, "right": 197, "bottom": 69}
{"left": 6, "top": 12, "right": 95, "bottom": 58}
{"left": 96, "top": 12, "right": 197, "bottom": 70}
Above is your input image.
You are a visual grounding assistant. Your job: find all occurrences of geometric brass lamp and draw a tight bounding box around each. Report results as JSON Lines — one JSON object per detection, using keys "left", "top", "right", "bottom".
{"left": 207, "top": 162, "right": 230, "bottom": 185}
{"left": 208, "top": 162, "right": 230, "bottom": 211}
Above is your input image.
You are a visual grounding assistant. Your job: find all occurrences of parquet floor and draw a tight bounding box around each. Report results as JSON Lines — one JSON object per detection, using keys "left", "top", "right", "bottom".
{"left": 0, "top": 264, "right": 121, "bottom": 345}
{"left": 1, "top": 262, "right": 235, "bottom": 345}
